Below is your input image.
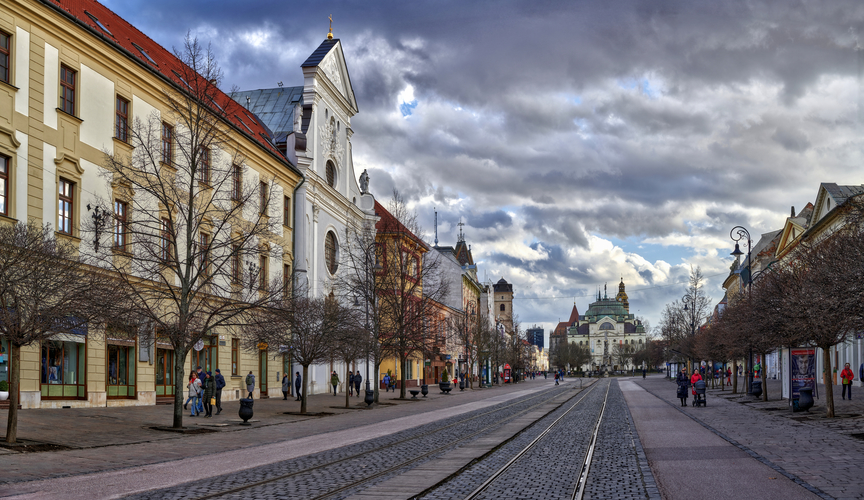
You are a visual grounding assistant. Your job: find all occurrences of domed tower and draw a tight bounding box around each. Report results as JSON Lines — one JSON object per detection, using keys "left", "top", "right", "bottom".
{"left": 616, "top": 277, "right": 630, "bottom": 313}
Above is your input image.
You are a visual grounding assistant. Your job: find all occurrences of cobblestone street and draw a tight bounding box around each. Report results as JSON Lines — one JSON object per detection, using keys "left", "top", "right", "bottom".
{"left": 2, "top": 375, "right": 863, "bottom": 499}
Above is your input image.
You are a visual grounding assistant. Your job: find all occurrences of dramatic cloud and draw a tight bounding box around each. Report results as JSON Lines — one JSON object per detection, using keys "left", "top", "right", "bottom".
{"left": 104, "top": 0, "right": 864, "bottom": 342}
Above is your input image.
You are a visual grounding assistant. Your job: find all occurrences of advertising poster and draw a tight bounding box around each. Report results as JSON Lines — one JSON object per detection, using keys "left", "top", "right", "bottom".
{"left": 790, "top": 348, "right": 816, "bottom": 399}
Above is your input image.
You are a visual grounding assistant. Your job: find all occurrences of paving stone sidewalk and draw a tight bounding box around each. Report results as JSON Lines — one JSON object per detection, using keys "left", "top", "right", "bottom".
{"left": 0, "top": 379, "right": 553, "bottom": 483}
{"left": 635, "top": 375, "right": 864, "bottom": 500}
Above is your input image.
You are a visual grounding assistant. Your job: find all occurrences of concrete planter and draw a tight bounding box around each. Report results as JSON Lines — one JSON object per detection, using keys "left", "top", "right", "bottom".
{"left": 0, "top": 391, "right": 8, "bottom": 401}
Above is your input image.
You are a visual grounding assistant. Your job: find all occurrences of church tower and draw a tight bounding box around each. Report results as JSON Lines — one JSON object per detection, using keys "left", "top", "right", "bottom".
{"left": 493, "top": 278, "right": 514, "bottom": 335}
{"left": 616, "top": 277, "right": 630, "bottom": 313}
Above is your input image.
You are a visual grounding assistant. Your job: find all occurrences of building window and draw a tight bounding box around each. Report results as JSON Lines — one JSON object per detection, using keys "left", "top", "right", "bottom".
{"left": 114, "top": 200, "right": 128, "bottom": 250}
{"left": 161, "top": 123, "right": 173, "bottom": 164}
{"left": 259, "top": 181, "right": 267, "bottom": 215}
{"left": 0, "top": 31, "right": 10, "bottom": 84}
{"left": 107, "top": 344, "right": 136, "bottom": 398}
{"left": 198, "top": 147, "right": 210, "bottom": 184}
{"left": 58, "top": 178, "right": 74, "bottom": 235}
{"left": 0, "top": 155, "right": 8, "bottom": 216}
{"left": 60, "top": 66, "right": 76, "bottom": 115}
{"left": 231, "top": 244, "right": 241, "bottom": 284}
{"left": 325, "top": 161, "right": 336, "bottom": 188}
{"left": 324, "top": 231, "right": 338, "bottom": 275}
{"left": 160, "top": 217, "right": 173, "bottom": 261}
{"left": 232, "top": 164, "right": 242, "bottom": 201}
{"left": 231, "top": 338, "right": 238, "bottom": 376}
{"left": 41, "top": 339, "right": 86, "bottom": 399}
{"left": 115, "top": 96, "right": 129, "bottom": 142}
{"left": 199, "top": 232, "right": 210, "bottom": 277}
{"left": 283, "top": 196, "right": 291, "bottom": 227}
{"left": 259, "top": 253, "right": 268, "bottom": 290}
{"left": 283, "top": 264, "right": 291, "bottom": 295}
{"left": 500, "top": 304, "right": 505, "bottom": 312}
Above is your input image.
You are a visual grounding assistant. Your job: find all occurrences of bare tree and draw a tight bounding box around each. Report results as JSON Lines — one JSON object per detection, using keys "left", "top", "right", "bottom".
{"left": 338, "top": 191, "right": 449, "bottom": 400}
{"left": 331, "top": 309, "right": 367, "bottom": 408}
{"left": 0, "top": 222, "right": 124, "bottom": 443}
{"left": 94, "top": 35, "right": 289, "bottom": 428}
{"left": 611, "top": 343, "right": 635, "bottom": 371}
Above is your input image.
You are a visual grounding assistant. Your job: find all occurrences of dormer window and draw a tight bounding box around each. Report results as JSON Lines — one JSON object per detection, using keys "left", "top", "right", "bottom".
{"left": 132, "top": 43, "right": 157, "bottom": 66}
{"left": 85, "top": 11, "right": 113, "bottom": 37}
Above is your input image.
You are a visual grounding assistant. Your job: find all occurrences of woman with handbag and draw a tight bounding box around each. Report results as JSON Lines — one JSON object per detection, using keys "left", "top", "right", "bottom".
{"left": 187, "top": 374, "right": 201, "bottom": 417}
{"left": 841, "top": 363, "right": 855, "bottom": 400}
{"left": 676, "top": 368, "right": 689, "bottom": 407}
{"left": 202, "top": 371, "right": 215, "bottom": 417}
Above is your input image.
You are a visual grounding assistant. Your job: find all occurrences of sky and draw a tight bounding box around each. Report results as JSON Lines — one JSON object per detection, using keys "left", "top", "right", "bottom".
{"left": 103, "top": 0, "right": 864, "bottom": 346}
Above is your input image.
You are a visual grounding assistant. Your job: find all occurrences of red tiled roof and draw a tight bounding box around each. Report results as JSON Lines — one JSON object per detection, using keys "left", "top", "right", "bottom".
{"left": 42, "top": 0, "right": 287, "bottom": 161}
{"left": 374, "top": 200, "right": 429, "bottom": 250}
{"left": 567, "top": 305, "right": 579, "bottom": 325}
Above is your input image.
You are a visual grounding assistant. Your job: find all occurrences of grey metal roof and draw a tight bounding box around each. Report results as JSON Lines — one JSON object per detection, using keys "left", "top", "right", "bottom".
{"left": 302, "top": 39, "right": 339, "bottom": 67}
{"left": 230, "top": 87, "right": 304, "bottom": 140}
{"left": 823, "top": 183, "right": 864, "bottom": 205}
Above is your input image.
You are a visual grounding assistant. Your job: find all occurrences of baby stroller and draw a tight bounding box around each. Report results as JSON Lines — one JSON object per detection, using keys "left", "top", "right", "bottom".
{"left": 693, "top": 380, "right": 707, "bottom": 407}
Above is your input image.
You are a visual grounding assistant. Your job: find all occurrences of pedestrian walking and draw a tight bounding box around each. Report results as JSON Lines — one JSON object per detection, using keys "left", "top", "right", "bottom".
{"left": 294, "top": 371, "right": 302, "bottom": 401}
{"left": 841, "top": 363, "right": 855, "bottom": 400}
{"left": 726, "top": 368, "right": 732, "bottom": 386}
{"left": 554, "top": 371, "right": 559, "bottom": 385}
{"left": 348, "top": 371, "right": 355, "bottom": 396}
{"left": 184, "top": 373, "right": 198, "bottom": 411}
{"left": 202, "top": 371, "right": 215, "bottom": 417}
{"left": 383, "top": 373, "right": 391, "bottom": 392}
{"left": 354, "top": 371, "right": 362, "bottom": 397}
{"left": 187, "top": 374, "right": 202, "bottom": 416}
{"left": 676, "top": 369, "right": 689, "bottom": 407}
{"left": 213, "top": 369, "right": 225, "bottom": 414}
{"left": 690, "top": 369, "right": 703, "bottom": 406}
{"left": 331, "top": 371, "right": 340, "bottom": 396}
{"left": 245, "top": 371, "right": 255, "bottom": 399}
{"left": 281, "top": 373, "right": 290, "bottom": 400}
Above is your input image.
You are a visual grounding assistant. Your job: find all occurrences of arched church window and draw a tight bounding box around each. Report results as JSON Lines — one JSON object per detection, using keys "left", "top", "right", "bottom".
{"left": 500, "top": 304, "right": 505, "bottom": 312}
{"left": 324, "top": 231, "right": 338, "bottom": 275}
{"left": 639, "top": 339, "right": 643, "bottom": 344}
{"left": 326, "top": 161, "right": 336, "bottom": 188}
{"left": 600, "top": 322, "right": 614, "bottom": 330}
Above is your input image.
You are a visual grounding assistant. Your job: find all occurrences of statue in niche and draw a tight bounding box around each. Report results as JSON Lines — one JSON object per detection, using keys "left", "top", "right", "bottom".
{"left": 294, "top": 103, "right": 303, "bottom": 132}
{"left": 359, "top": 169, "right": 369, "bottom": 194}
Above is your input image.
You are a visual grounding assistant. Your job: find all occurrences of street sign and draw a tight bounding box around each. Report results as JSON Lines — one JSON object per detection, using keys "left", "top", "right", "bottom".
{"left": 193, "top": 339, "right": 204, "bottom": 351}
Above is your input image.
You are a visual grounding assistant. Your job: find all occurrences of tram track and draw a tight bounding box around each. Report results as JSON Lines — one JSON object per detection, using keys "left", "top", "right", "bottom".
{"left": 157, "top": 381, "right": 594, "bottom": 500}
{"left": 453, "top": 380, "right": 612, "bottom": 500}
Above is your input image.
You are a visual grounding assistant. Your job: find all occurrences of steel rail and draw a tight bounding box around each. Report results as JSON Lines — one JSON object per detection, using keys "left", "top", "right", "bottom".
{"left": 461, "top": 380, "right": 607, "bottom": 500}
{"left": 190, "top": 381, "right": 590, "bottom": 500}
{"left": 572, "top": 381, "right": 612, "bottom": 500}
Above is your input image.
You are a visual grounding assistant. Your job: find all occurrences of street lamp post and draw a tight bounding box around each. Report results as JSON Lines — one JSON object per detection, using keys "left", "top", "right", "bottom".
{"left": 730, "top": 225, "right": 755, "bottom": 396}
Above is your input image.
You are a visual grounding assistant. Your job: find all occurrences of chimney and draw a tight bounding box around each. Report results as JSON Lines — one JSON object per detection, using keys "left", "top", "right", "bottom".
{"left": 791, "top": 206, "right": 795, "bottom": 217}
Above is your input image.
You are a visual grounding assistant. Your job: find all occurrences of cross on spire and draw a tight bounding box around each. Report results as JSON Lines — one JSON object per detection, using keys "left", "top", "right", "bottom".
{"left": 328, "top": 15, "right": 333, "bottom": 39}
{"left": 457, "top": 219, "right": 465, "bottom": 242}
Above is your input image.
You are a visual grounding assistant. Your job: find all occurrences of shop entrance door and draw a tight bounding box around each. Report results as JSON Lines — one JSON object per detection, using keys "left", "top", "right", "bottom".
{"left": 155, "top": 348, "right": 174, "bottom": 399}
{"left": 259, "top": 351, "right": 268, "bottom": 398}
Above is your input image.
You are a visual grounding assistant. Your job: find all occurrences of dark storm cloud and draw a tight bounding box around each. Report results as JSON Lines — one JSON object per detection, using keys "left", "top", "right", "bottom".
{"left": 102, "top": 0, "right": 864, "bottom": 328}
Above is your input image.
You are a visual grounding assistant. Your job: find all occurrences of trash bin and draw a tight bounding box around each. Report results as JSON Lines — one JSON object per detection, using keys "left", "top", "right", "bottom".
{"left": 750, "top": 380, "right": 762, "bottom": 398}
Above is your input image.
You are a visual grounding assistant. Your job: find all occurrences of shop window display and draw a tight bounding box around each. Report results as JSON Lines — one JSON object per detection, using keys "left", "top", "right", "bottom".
{"left": 107, "top": 344, "right": 136, "bottom": 398}
{"left": 0, "top": 337, "right": 9, "bottom": 385}
{"left": 41, "top": 339, "right": 86, "bottom": 398}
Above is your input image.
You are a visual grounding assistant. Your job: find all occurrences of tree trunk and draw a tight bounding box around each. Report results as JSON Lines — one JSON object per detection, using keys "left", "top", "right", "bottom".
{"left": 300, "top": 364, "right": 309, "bottom": 414}
{"left": 344, "top": 363, "right": 351, "bottom": 408}
{"left": 762, "top": 352, "right": 768, "bottom": 401}
{"left": 5, "top": 343, "right": 20, "bottom": 443}
{"left": 399, "top": 355, "right": 406, "bottom": 399}
{"left": 173, "top": 350, "right": 187, "bottom": 429}
{"left": 823, "top": 347, "right": 835, "bottom": 418}
{"left": 373, "top": 358, "right": 382, "bottom": 403}
{"left": 732, "top": 359, "right": 738, "bottom": 394}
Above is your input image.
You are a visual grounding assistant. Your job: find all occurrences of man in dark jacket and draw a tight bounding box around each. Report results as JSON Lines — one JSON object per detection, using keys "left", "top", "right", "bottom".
{"left": 348, "top": 371, "right": 355, "bottom": 396}
{"left": 214, "top": 369, "right": 226, "bottom": 415}
{"left": 354, "top": 372, "right": 362, "bottom": 397}
{"left": 294, "top": 372, "right": 302, "bottom": 401}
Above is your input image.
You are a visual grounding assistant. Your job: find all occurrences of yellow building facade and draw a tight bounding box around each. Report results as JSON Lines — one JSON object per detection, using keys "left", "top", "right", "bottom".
{"left": 0, "top": 0, "right": 302, "bottom": 408}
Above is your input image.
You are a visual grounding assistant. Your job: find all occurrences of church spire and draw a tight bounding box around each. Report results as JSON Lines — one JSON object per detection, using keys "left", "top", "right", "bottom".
{"left": 327, "top": 15, "right": 334, "bottom": 39}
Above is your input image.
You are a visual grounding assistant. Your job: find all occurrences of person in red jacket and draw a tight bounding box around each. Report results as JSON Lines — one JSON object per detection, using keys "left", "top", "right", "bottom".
{"left": 840, "top": 363, "right": 855, "bottom": 400}
{"left": 690, "top": 370, "right": 703, "bottom": 397}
